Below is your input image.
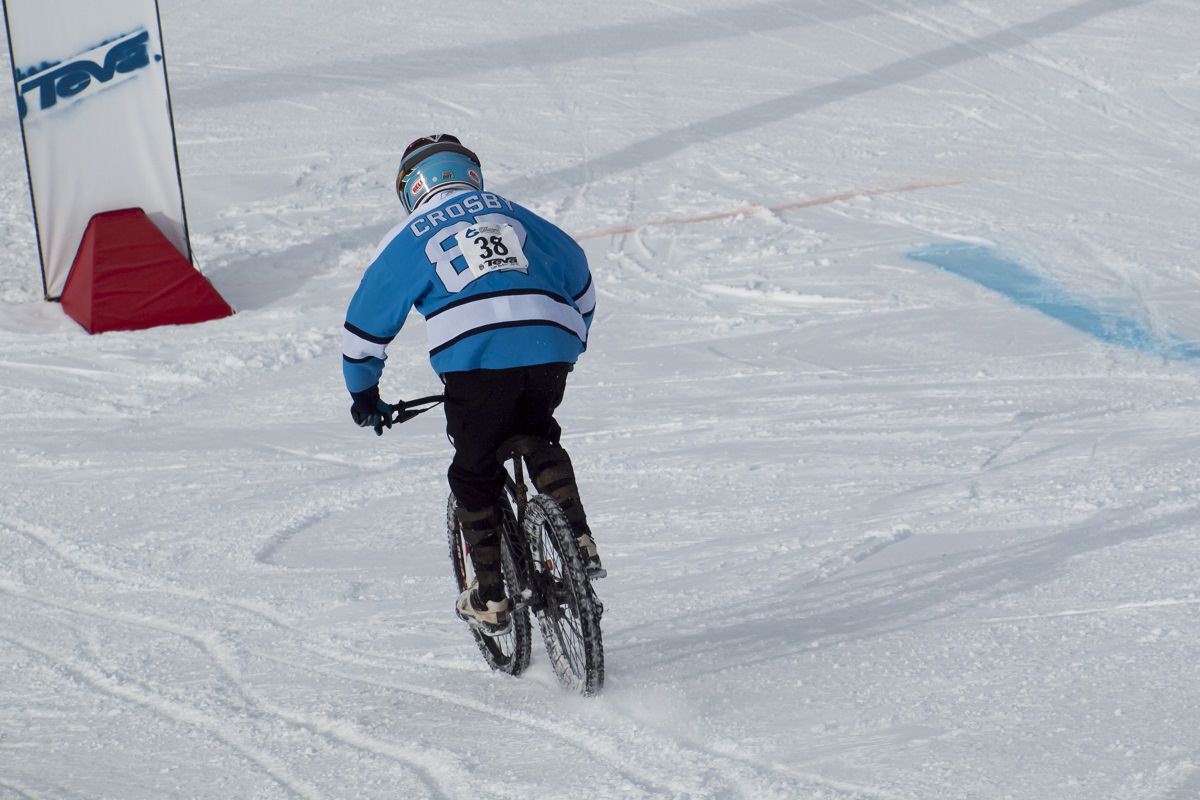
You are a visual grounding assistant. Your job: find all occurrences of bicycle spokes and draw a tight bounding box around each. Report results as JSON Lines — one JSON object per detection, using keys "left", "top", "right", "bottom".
{"left": 446, "top": 439, "right": 603, "bottom": 696}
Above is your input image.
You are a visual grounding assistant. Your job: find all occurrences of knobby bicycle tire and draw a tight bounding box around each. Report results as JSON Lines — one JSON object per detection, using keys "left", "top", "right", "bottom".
{"left": 524, "top": 494, "right": 605, "bottom": 695}
{"left": 446, "top": 495, "right": 532, "bottom": 676}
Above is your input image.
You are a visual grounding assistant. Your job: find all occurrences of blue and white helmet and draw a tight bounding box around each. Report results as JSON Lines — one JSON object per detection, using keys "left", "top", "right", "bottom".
{"left": 395, "top": 134, "right": 484, "bottom": 212}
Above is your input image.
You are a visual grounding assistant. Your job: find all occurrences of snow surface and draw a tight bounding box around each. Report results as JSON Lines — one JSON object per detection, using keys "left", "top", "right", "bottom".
{"left": 3, "top": 1, "right": 1200, "bottom": 797}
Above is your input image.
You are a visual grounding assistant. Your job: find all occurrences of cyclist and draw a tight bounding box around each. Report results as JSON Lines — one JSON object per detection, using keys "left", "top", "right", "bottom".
{"left": 340, "top": 134, "right": 600, "bottom": 632}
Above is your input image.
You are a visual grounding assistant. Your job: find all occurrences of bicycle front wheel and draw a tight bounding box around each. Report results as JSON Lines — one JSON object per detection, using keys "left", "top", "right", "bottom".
{"left": 447, "top": 495, "right": 532, "bottom": 676}
{"left": 524, "top": 495, "right": 604, "bottom": 696}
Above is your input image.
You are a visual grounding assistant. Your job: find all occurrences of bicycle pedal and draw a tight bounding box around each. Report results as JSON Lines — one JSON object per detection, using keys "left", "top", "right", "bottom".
{"left": 459, "top": 611, "right": 512, "bottom": 637}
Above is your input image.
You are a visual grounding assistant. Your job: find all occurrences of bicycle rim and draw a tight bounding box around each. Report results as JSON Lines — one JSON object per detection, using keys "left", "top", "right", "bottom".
{"left": 446, "top": 495, "right": 531, "bottom": 676}
{"left": 525, "top": 495, "right": 604, "bottom": 695}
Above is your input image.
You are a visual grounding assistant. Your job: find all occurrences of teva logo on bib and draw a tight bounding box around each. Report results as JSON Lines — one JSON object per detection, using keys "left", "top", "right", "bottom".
{"left": 16, "top": 29, "right": 158, "bottom": 121}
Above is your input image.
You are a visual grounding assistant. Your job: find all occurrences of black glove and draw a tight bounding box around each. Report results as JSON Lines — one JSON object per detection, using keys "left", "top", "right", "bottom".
{"left": 350, "top": 385, "right": 393, "bottom": 436}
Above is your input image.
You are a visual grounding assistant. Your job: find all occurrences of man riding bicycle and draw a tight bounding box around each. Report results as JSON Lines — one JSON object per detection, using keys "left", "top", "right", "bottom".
{"left": 340, "top": 134, "right": 601, "bottom": 631}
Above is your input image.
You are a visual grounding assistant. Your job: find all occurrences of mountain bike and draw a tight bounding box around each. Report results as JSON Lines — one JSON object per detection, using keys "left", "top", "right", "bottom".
{"left": 393, "top": 395, "right": 605, "bottom": 696}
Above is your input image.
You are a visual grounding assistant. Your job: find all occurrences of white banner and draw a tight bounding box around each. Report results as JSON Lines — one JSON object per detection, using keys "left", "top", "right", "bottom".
{"left": 3, "top": 0, "right": 190, "bottom": 299}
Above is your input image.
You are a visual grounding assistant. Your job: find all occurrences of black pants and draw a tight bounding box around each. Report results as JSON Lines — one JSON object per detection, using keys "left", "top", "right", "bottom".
{"left": 443, "top": 363, "right": 570, "bottom": 511}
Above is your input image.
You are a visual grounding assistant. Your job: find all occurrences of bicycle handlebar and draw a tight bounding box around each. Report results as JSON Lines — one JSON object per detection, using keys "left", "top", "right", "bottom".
{"left": 389, "top": 394, "right": 446, "bottom": 425}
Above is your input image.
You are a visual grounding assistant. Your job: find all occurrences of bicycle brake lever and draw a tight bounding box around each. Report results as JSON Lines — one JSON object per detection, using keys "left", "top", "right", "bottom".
{"left": 390, "top": 405, "right": 421, "bottom": 425}
{"left": 390, "top": 397, "right": 444, "bottom": 425}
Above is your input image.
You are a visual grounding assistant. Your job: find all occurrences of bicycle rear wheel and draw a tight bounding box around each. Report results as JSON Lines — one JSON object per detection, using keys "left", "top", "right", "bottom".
{"left": 446, "top": 495, "right": 532, "bottom": 676}
{"left": 524, "top": 495, "right": 604, "bottom": 695}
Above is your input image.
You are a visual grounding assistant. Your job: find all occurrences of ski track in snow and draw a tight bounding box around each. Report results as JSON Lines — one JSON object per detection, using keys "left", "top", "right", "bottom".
{"left": 5, "top": 0, "right": 1200, "bottom": 798}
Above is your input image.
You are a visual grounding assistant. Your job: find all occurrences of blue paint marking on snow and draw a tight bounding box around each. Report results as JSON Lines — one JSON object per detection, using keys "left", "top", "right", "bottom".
{"left": 908, "top": 242, "right": 1200, "bottom": 361}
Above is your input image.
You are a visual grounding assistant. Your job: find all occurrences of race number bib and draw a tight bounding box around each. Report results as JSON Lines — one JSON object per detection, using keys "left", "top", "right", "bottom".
{"left": 455, "top": 222, "right": 529, "bottom": 279}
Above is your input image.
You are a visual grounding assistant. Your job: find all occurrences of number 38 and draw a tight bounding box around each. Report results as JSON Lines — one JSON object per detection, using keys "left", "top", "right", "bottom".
{"left": 472, "top": 235, "right": 510, "bottom": 260}
{"left": 425, "top": 214, "right": 528, "bottom": 293}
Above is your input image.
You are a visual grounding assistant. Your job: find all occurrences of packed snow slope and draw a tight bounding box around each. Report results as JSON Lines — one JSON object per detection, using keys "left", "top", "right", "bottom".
{"left": 3, "top": 1, "right": 1200, "bottom": 798}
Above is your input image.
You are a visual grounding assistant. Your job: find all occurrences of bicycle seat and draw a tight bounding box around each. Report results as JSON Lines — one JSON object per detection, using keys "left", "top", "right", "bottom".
{"left": 495, "top": 434, "right": 552, "bottom": 464}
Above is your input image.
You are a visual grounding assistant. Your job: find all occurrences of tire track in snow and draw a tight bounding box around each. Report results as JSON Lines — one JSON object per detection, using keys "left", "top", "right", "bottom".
{"left": 621, "top": 526, "right": 918, "bottom": 648}
{"left": 808, "top": 527, "right": 916, "bottom": 583}
{"left": 252, "top": 647, "right": 901, "bottom": 800}
{"left": 226, "top": 699, "right": 468, "bottom": 800}
{"left": 2, "top": 516, "right": 482, "bottom": 679}
{"left": 2, "top": 517, "right": 298, "bottom": 630}
{"left": 249, "top": 478, "right": 396, "bottom": 566}
{"left": 0, "top": 780, "right": 41, "bottom": 800}
{"left": 0, "top": 581, "right": 471, "bottom": 800}
{"left": 250, "top": 652, "right": 693, "bottom": 799}
{"left": 1, "top": 633, "right": 325, "bottom": 800}
{"left": 298, "top": 637, "right": 485, "bottom": 675}
{"left": 977, "top": 596, "right": 1200, "bottom": 624}
{"left": 4, "top": 509, "right": 478, "bottom": 785}
{"left": 253, "top": 508, "right": 338, "bottom": 566}
{"left": 614, "top": 729, "right": 915, "bottom": 800}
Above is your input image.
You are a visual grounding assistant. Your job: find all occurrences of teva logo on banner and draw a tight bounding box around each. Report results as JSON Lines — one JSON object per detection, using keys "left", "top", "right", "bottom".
{"left": 2, "top": 0, "right": 231, "bottom": 330}
{"left": 16, "top": 29, "right": 158, "bottom": 121}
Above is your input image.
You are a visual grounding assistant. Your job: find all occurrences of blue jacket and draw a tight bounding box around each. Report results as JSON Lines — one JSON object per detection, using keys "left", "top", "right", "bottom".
{"left": 341, "top": 189, "right": 595, "bottom": 393}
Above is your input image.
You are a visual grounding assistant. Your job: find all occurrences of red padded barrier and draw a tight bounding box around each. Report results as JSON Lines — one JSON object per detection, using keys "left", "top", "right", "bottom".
{"left": 60, "top": 208, "right": 232, "bottom": 333}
